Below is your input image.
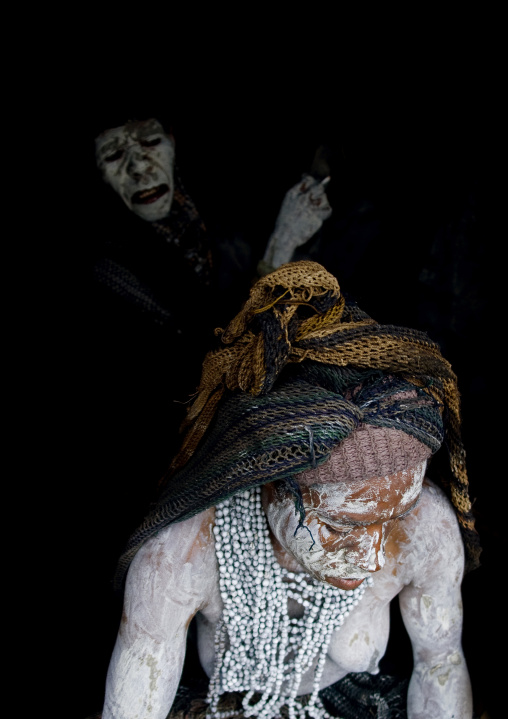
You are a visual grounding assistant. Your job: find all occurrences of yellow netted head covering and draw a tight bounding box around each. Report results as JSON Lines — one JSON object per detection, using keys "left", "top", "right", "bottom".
{"left": 162, "top": 261, "right": 479, "bottom": 573}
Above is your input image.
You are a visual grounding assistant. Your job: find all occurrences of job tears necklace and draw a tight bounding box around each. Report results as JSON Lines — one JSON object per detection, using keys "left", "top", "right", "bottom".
{"left": 207, "top": 487, "right": 372, "bottom": 719}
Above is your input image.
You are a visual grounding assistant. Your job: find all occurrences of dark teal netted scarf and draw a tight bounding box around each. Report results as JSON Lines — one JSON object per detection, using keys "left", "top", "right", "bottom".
{"left": 113, "top": 362, "right": 444, "bottom": 589}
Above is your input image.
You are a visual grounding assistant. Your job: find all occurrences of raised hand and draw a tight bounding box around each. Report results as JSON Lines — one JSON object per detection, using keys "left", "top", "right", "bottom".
{"left": 262, "top": 174, "right": 332, "bottom": 271}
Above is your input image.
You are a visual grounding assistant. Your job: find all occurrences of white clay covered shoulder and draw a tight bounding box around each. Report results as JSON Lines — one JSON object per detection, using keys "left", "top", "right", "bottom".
{"left": 102, "top": 509, "right": 218, "bottom": 719}
{"left": 125, "top": 507, "right": 218, "bottom": 613}
{"left": 393, "top": 477, "right": 465, "bottom": 586}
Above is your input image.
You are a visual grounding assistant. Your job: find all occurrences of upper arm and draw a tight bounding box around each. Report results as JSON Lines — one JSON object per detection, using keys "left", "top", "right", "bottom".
{"left": 398, "top": 481, "right": 465, "bottom": 658}
{"left": 397, "top": 481, "right": 472, "bottom": 718}
{"left": 103, "top": 511, "right": 218, "bottom": 719}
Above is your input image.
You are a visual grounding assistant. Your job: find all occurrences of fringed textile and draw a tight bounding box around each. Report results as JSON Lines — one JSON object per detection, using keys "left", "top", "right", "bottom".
{"left": 114, "top": 261, "right": 480, "bottom": 589}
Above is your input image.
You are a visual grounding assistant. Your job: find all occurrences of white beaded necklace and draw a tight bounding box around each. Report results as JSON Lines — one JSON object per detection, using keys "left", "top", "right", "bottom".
{"left": 207, "top": 487, "right": 372, "bottom": 719}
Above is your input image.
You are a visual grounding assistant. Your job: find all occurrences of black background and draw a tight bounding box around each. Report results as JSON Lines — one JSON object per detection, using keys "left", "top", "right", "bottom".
{"left": 36, "top": 22, "right": 500, "bottom": 719}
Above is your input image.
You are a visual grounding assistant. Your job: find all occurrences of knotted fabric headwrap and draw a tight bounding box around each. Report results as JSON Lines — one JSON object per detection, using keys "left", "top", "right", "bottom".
{"left": 114, "top": 261, "right": 480, "bottom": 589}
{"left": 168, "top": 261, "right": 347, "bottom": 474}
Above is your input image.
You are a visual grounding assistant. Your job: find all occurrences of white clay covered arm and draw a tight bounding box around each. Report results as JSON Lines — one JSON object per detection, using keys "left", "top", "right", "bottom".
{"left": 261, "top": 174, "right": 332, "bottom": 271}
{"left": 102, "top": 511, "right": 217, "bottom": 719}
{"left": 399, "top": 483, "right": 473, "bottom": 719}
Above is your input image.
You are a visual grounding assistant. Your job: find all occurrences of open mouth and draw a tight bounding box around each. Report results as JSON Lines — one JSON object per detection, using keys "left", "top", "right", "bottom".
{"left": 132, "top": 184, "right": 170, "bottom": 205}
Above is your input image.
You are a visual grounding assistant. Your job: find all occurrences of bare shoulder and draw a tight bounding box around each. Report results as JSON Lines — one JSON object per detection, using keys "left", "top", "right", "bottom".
{"left": 133, "top": 507, "right": 217, "bottom": 565}
{"left": 126, "top": 507, "right": 219, "bottom": 610}
{"left": 394, "top": 478, "right": 469, "bottom": 691}
{"left": 389, "top": 477, "right": 465, "bottom": 586}
{"left": 105, "top": 510, "right": 220, "bottom": 718}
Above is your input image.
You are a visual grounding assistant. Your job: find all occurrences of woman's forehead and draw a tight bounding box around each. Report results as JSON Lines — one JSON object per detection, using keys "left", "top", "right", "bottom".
{"left": 303, "top": 464, "right": 426, "bottom": 520}
{"left": 95, "top": 119, "right": 167, "bottom": 154}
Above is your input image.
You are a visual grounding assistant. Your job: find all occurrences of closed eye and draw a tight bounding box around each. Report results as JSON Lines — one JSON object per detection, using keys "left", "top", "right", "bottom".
{"left": 105, "top": 149, "right": 124, "bottom": 163}
{"left": 317, "top": 493, "right": 422, "bottom": 531}
{"left": 323, "top": 523, "right": 352, "bottom": 535}
{"left": 140, "top": 137, "right": 162, "bottom": 147}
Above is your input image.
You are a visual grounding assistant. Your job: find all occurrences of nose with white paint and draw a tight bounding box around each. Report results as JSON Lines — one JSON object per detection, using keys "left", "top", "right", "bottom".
{"left": 126, "top": 148, "right": 153, "bottom": 181}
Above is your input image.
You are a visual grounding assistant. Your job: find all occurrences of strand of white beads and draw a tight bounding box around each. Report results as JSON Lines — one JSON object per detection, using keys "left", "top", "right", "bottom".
{"left": 206, "top": 487, "right": 372, "bottom": 719}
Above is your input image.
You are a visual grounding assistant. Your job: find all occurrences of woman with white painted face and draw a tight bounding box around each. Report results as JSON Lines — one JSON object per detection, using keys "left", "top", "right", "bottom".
{"left": 93, "top": 116, "right": 334, "bottom": 329}
{"left": 95, "top": 118, "right": 178, "bottom": 223}
{"left": 93, "top": 117, "right": 215, "bottom": 331}
{"left": 99, "top": 262, "right": 479, "bottom": 719}
{"left": 91, "top": 117, "right": 335, "bottom": 416}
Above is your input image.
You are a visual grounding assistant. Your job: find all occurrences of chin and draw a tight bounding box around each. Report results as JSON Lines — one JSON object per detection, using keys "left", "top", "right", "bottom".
{"left": 299, "top": 559, "right": 369, "bottom": 591}
{"left": 325, "top": 576, "right": 366, "bottom": 591}
{"left": 131, "top": 196, "right": 173, "bottom": 222}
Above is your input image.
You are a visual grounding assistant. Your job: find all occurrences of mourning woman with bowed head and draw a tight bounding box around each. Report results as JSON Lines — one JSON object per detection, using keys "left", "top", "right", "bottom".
{"left": 93, "top": 116, "right": 333, "bottom": 332}
{"left": 99, "top": 262, "right": 480, "bottom": 719}
{"left": 91, "top": 116, "right": 334, "bottom": 423}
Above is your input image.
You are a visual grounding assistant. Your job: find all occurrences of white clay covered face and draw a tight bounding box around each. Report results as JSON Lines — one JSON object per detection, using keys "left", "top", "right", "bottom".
{"left": 262, "top": 463, "right": 426, "bottom": 591}
{"left": 95, "top": 118, "right": 175, "bottom": 221}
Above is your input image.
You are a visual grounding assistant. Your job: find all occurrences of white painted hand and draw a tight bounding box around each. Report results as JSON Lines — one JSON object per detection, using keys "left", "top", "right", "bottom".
{"left": 263, "top": 175, "right": 332, "bottom": 269}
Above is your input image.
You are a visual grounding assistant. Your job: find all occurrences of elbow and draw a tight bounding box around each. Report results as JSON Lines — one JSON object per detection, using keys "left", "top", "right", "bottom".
{"left": 408, "top": 651, "right": 472, "bottom": 719}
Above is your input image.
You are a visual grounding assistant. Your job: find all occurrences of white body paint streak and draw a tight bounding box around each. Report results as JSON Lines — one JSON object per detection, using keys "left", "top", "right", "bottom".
{"left": 102, "top": 509, "right": 220, "bottom": 719}
{"left": 102, "top": 478, "right": 472, "bottom": 718}
{"left": 397, "top": 480, "right": 473, "bottom": 718}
